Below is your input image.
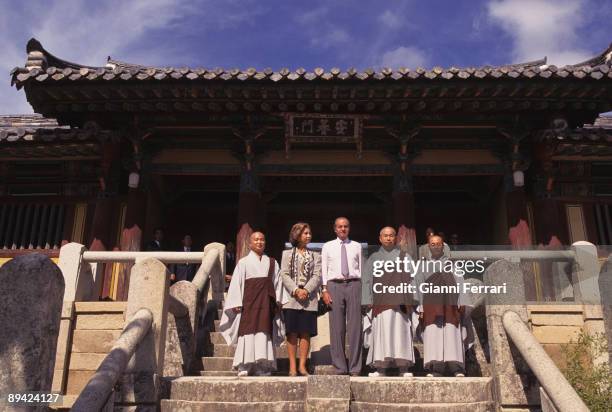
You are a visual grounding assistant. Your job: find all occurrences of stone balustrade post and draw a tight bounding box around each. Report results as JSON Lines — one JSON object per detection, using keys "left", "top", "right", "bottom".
{"left": 114, "top": 257, "right": 169, "bottom": 410}
{"left": 0, "top": 254, "right": 65, "bottom": 409}
{"left": 571, "top": 241, "right": 600, "bottom": 304}
{"left": 484, "top": 259, "right": 539, "bottom": 409}
{"left": 52, "top": 242, "right": 96, "bottom": 393}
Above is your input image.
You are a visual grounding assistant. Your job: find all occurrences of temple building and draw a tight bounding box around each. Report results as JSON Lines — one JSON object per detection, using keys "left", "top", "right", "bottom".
{"left": 2, "top": 38, "right": 612, "bottom": 300}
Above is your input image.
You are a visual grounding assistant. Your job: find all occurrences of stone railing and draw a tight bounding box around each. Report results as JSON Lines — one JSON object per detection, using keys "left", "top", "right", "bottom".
{"left": 481, "top": 243, "right": 603, "bottom": 411}
{"left": 453, "top": 241, "right": 602, "bottom": 305}
{"left": 502, "top": 310, "right": 588, "bottom": 412}
{"left": 57, "top": 242, "right": 225, "bottom": 410}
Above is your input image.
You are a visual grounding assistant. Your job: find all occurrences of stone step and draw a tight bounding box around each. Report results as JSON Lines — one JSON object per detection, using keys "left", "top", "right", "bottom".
{"left": 350, "top": 401, "right": 495, "bottom": 411}
{"left": 201, "top": 357, "right": 233, "bottom": 371}
{"left": 199, "top": 370, "right": 237, "bottom": 377}
{"left": 161, "top": 399, "right": 304, "bottom": 412}
{"left": 165, "top": 376, "right": 307, "bottom": 402}
{"left": 209, "top": 331, "right": 227, "bottom": 344}
{"left": 350, "top": 377, "right": 493, "bottom": 404}
{"left": 199, "top": 365, "right": 338, "bottom": 376}
{"left": 208, "top": 343, "right": 302, "bottom": 358}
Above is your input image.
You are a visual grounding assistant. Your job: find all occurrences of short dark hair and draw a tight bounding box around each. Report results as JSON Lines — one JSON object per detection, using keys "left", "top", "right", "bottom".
{"left": 289, "top": 222, "right": 311, "bottom": 247}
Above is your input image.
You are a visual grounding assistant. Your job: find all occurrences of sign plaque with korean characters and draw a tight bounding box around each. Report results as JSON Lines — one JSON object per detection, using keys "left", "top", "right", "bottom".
{"left": 283, "top": 114, "right": 365, "bottom": 159}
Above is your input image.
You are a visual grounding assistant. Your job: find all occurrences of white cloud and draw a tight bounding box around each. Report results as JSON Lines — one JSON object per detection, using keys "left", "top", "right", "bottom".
{"left": 378, "top": 10, "right": 403, "bottom": 30}
{"left": 0, "top": 0, "right": 259, "bottom": 114}
{"left": 310, "top": 28, "right": 350, "bottom": 48}
{"left": 380, "top": 46, "right": 428, "bottom": 68}
{"left": 295, "top": 7, "right": 351, "bottom": 50}
{"left": 487, "top": 0, "right": 591, "bottom": 66}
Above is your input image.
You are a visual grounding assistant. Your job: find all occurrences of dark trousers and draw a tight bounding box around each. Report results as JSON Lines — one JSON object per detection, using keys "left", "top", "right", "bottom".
{"left": 327, "top": 279, "right": 362, "bottom": 375}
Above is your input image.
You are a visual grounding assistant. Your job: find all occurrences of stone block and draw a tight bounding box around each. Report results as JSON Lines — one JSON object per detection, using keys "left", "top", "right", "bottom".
{"left": 532, "top": 325, "right": 582, "bottom": 344}
{"left": 495, "top": 373, "right": 541, "bottom": 406}
{"left": 0, "top": 254, "right": 64, "bottom": 397}
{"left": 350, "top": 377, "right": 493, "bottom": 404}
{"left": 160, "top": 399, "right": 303, "bottom": 412}
{"left": 65, "top": 370, "right": 95, "bottom": 394}
{"left": 71, "top": 329, "right": 122, "bottom": 353}
{"left": 350, "top": 401, "right": 495, "bottom": 411}
{"left": 165, "top": 377, "right": 306, "bottom": 402}
{"left": 201, "top": 357, "right": 233, "bottom": 371}
{"left": 74, "top": 314, "right": 125, "bottom": 330}
{"left": 541, "top": 344, "right": 571, "bottom": 370}
{"left": 582, "top": 304, "right": 603, "bottom": 320}
{"left": 307, "top": 375, "right": 350, "bottom": 399}
{"left": 530, "top": 313, "right": 583, "bottom": 326}
{"left": 74, "top": 301, "right": 127, "bottom": 313}
{"left": 307, "top": 398, "right": 349, "bottom": 411}
{"left": 68, "top": 352, "right": 107, "bottom": 370}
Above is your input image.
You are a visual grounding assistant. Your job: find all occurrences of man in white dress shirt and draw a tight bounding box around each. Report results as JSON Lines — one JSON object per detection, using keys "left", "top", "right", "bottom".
{"left": 321, "top": 217, "right": 363, "bottom": 375}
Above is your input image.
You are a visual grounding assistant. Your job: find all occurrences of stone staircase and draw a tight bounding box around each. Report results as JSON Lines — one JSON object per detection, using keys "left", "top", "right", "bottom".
{"left": 160, "top": 306, "right": 496, "bottom": 411}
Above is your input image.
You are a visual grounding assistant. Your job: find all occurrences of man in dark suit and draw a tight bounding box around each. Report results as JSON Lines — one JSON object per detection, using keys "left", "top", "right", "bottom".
{"left": 170, "top": 234, "right": 199, "bottom": 283}
{"left": 145, "top": 228, "right": 165, "bottom": 251}
{"left": 225, "top": 241, "right": 236, "bottom": 284}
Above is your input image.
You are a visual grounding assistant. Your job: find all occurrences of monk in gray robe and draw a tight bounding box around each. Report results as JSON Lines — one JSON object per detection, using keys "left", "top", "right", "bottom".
{"left": 415, "top": 235, "right": 467, "bottom": 377}
{"left": 219, "top": 232, "right": 283, "bottom": 376}
{"left": 362, "top": 226, "right": 416, "bottom": 377}
{"left": 418, "top": 227, "right": 450, "bottom": 259}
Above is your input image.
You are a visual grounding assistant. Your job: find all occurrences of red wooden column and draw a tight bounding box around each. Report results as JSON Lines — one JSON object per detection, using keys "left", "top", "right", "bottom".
{"left": 88, "top": 141, "right": 121, "bottom": 300}
{"left": 115, "top": 186, "right": 148, "bottom": 300}
{"left": 387, "top": 119, "right": 419, "bottom": 259}
{"left": 88, "top": 141, "right": 121, "bottom": 252}
{"left": 236, "top": 169, "right": 263, "bottom": 260}
{"left": 233, "top": 119, "right": 266, "bottom": 260}
{"left": 532, "top": 141, "right": 568, "bottom": 246}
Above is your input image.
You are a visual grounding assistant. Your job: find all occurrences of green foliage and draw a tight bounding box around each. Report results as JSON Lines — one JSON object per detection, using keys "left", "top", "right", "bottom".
{"left": 562, "top": 331, "right": 612, "bottom": 412}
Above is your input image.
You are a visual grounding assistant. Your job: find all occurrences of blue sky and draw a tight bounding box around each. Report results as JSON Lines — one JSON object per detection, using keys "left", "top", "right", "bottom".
{"left": 1, "top": 0, "right": 611, "bottom": 114}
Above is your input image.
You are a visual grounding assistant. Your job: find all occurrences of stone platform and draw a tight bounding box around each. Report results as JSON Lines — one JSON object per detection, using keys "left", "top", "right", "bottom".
{"left": 160, "top": 376, "right": 495, "bottom": 411}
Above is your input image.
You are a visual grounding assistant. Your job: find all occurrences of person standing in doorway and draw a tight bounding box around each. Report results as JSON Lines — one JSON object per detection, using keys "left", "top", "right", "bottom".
{"left": 170, "top": 234, "right": 198, "bottom": 283}
{"left": 145, "top": 227, "right": 164, "bottom": 251}
{"left": 321, "top": 217, "right": 363, "bottom": 376}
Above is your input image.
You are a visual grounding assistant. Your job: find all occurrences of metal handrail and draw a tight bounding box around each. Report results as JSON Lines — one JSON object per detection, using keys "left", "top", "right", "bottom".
{"left": 72, "top": 308, "right": 153, "bottom": 412}
{"left": 502, "top": 310, "right": 589, "bottom": 412}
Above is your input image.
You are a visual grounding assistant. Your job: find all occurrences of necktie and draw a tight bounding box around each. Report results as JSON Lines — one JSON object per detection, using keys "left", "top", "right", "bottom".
{"left": 341, "top": 242, "right": 349, "bottom": 278}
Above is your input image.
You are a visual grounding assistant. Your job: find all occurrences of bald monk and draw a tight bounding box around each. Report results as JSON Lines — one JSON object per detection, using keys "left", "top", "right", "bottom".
{"left": 415, "top": 235, "right": 468, "bottom": 377}
{"left": 219, "top": 232, "right": 283, "bottom": 376}
{"left": 362, "top": 226, "right": 416, "bottom": 377}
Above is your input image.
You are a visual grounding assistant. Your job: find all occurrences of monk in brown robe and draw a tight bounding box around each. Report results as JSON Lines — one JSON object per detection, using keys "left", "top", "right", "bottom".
{"left": 219, "top": 232, "right": 282, "bottom": 376}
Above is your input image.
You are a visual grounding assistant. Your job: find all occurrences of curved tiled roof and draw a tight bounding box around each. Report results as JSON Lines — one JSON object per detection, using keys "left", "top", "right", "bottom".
{"left": 10, "top": 38, "right": 612, "bottom": 89}
{"left": 0, "top": 114, "right": 115, "bottom": 143}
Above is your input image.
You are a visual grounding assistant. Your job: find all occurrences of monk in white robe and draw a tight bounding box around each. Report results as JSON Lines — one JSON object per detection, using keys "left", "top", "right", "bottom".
{"left": 219, "top": 232, "right": 283, "bottom": 376}
{"left": 415, "top": 235, "right": 468, "bottom": 377}
{"left": 362, "top": 227, "right": 416, "bottom": 377}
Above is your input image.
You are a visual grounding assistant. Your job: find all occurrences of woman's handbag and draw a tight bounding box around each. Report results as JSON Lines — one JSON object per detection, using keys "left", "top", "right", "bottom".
{"left": 317, "top": 296, "right": 330, "bottom": 317}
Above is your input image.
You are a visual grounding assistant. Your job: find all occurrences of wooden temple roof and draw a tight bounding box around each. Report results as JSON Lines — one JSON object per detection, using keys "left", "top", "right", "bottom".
{"left": 0, "top": 114, "right": 114, "bottom": 158}
{"left": 11, "top": 39, "right": 612, "bottom": 86}
{"left": 8, "top": 38, "right": 611, "bottom": 123}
